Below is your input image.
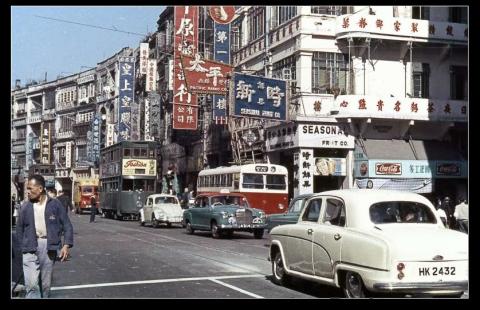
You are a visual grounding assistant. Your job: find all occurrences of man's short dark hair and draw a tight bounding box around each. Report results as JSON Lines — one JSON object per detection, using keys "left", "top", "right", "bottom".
{"left": 47, "top": 188, "right": 57, "bottom": 195}
{"left": 28, "top": 174, "right": 46, "bottom": 189}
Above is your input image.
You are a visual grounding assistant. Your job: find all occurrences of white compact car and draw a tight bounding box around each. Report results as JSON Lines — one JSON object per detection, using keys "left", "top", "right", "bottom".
{"left": 269, "top": 189, "right": 468, "bottom": 298}
{"left": 140, "top": 194, "right": 184, "bottom": 228}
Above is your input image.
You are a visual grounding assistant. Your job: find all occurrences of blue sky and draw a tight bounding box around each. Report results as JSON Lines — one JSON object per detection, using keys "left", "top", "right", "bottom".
{"left": 11, "top": 6, "right": 165, "bottom": 88}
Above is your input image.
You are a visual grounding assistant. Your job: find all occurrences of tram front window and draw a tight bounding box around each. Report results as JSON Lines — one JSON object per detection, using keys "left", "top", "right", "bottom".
{"left": 242, "top": 174, "right": 264, "bottom": 189}
{"left": 266, "top": 175, "right": 286, "bottom": 190}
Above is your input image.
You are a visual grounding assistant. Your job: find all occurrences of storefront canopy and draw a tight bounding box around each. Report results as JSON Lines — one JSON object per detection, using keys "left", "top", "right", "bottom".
{"left": 356, "top": 139, "right": 464, "bottom": 161}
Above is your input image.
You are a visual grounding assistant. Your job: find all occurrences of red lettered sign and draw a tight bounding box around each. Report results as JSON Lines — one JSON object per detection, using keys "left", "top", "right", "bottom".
{"left": 208, "top": 6, "right": 236, "bottom": 24}
{"left": 179, "top": 55, "right": 232, "bottom": 95}
{"left": 375, "top": 163, "right": 402, "bottom": 175}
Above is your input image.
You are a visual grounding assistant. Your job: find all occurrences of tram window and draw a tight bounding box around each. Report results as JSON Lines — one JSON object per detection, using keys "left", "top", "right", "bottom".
{"left": 140, "top": 148, "right": 147, "bottom": 157}
{"left": 221, "top": 175, "right": 226, "bottom": 186}
{"left": 122, "top": 179, "right": 134, "bottom": 191}
{"left": 214, "top": 175, "right": 220, "bottom": 187}
{"left": 242, "top": 174, "right": 264, "bottom": 189}
{"left": 233, "top": 173, "right": 240, "bottom": 190}
{"left": 149, "top": 150, "right": 154, "bottom": 158}
{"left": 266, "top": 175, "right": 286, "bottom": 190}
{"left": 124, "top": 149, "right": 131, "bottom": 157}
{"left": 134, "top": 148, "right": 140, "bottom": 157}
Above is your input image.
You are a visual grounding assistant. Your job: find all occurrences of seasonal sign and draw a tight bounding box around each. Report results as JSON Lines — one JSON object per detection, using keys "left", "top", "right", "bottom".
{"left": 213, "top": 21, "right": 231, "bottom": 125}
{"left": 232, "top": 73, "right": 287, "bottom": 121}
{"left": 118, "top": 56, "right": 135, "bottom": 141}
{"left": 173, "top": 6, "right": 199, "bottom": 130}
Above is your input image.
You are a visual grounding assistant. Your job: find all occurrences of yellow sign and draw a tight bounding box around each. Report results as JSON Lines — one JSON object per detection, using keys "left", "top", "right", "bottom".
{"left": 122, "top": 159, "right": 156, "bottom": 176}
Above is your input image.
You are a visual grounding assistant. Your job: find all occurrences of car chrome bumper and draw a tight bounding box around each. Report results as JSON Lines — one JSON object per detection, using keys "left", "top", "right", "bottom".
{"left": 373, "top": 281, "right": 468, "bottom": 293}
{"left": 219, "top": 224, "right": 266, "bottom": 229}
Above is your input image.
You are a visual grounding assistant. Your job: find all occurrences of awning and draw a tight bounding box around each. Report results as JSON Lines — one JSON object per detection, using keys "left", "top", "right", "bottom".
{"left": 355, "top": 139, "right": 464, "bottom": 161}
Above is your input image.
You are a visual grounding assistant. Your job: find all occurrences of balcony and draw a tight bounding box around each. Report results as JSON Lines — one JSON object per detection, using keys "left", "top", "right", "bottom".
{"left": 42, "top": 111, "right": 56, "bottom": 121}
{"left": 15, "top": 110, "right": 27, "bottom": 119}
{"left": 332, "top": 95, "right": 467, "bottom": 122}
{"left": 55, "top": 131, "right": 75, "bottom": 140}
{"left": 12, "top": 118, "right": 26, "bottom": 127}
{"left": 56, "top": 101, "right": 77, "bottom": 112}
{"left": 12, "top": 144, "right": 26, "bottom": 153}
{"left": 335, "top": 14, "right": 467, "bottom": 44}
{"left": 26, "top": 110, "right": 42, "bottom": 124}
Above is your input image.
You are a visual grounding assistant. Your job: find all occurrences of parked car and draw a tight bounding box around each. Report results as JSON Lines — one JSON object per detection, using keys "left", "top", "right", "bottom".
{"left": 183, "top": 192, "right": 267, "bottom": 239}
{"left": 140, "top": 194, "right": 184, "bottom": 228}
{"left": 266, "top": 194, "right": 314, "bottom": 232}
{"left": 269, "top": 189, "right": 468, "bottom": 298}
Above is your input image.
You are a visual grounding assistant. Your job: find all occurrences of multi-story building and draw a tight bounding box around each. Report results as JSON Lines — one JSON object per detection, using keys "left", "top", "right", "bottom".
{"left": 232, "top": 6, "right": 468, "bottom": 201}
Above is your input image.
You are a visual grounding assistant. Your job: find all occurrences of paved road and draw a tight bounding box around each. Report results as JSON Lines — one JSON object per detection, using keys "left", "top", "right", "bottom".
{"left": 11, "top": 214, "right": 467, "bottom": 299}
{"left": 23, "top": 214, "right": 342, "bottom": 298}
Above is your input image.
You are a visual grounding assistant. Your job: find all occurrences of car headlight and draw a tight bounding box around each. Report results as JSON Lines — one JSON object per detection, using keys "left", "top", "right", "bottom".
{"left": 228, "top": 217, "right": 237, "bottom": 224}
{"left": 220, "top": 211, "right": 229, "bottom": 219}
{"left": 258, "top": 212, "right": 266, "bottom": 219}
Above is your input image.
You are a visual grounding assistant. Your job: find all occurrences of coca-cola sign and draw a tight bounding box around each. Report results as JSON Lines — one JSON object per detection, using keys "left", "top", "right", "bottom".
{"left": 436, "top": 163, "right": 460, "bottom": 176}
{"left": 375, "top": 163, "right": 402, "bottom": 175}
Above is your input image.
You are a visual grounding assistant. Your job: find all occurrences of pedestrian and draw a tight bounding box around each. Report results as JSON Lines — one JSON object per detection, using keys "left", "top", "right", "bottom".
{"left": 89, "top": 194, "right": 97, "bottom": 223}
{"left": 180, "top": 187, "right": 189, "bottom": 209}
{"left": 57, "top": 190, "right": 74, "bottom": 215}
{"left": 442, "top": 196, "right": 455, "bottom": 229}
{"left": 46, "top": 188, "right": 57, "bottom": 199}
{"left": 454, "top": 198, "right": 468, "bottom": 233}
{"left": 12, "top": 194, "right": 17, "bottom": 226}
{"left": 435, "top": 199, "right": 448, "bottom": 228}
{"left": 16, "top": 174, "right": 74, "bottom": 298}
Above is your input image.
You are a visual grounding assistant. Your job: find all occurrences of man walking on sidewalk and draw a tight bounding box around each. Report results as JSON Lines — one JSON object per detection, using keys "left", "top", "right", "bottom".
{"left": 90, "top": 194, "right": 97, "bottom": 223}
{"left": 16, "top": 174, "right": 74, "bottom": 298}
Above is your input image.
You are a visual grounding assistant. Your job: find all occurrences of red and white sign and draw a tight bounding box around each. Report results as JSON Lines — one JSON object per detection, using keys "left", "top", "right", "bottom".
{"left": 375, "top": 163, "right": 402, "bottom": 175}
{"left": 208, "top": 6, "right": 236, "bottom": 24}
{"left": 179, "top": 54, "right": 233, "bottom": 95}
{"left": 173, "top": 6, "right": 199, "bottom": 130}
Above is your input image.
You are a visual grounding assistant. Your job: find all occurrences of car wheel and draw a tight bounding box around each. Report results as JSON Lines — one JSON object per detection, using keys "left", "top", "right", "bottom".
{"left": 186, "top": 221, "right": 194, "bottom": 234}
{"left": 211, "top": 221, "right": 221, "bottom": 239}
{"left": 271, "top": 251, "right": 289, "bottom": 286}
{"left": 343, "top": 272, "right": 367, "bottom": 298}
{"left": 253, "top": 229, "right": 264, "bottom": 239}
{"left": 152, "top": 214, "right": 159, "bottom": 228}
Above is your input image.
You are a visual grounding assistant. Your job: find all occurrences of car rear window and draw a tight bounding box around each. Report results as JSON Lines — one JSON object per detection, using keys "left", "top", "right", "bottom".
{"left": 370, "top": 201, "right": 437, "bottom": 224}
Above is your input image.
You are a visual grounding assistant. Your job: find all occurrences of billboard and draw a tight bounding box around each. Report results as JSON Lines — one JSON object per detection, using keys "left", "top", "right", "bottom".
{"left": 179, "top": 55, "right": 232, "bottom": 95}
{"left": 173, "top": 6, "right": 199, "bottom": 130}
{"left": 213, "top": 21, "right": 231, "bottom": 125}
{"left": 118, "top": 56, "right": 135, "bottom": 141}
{"left": 313, "top": 157, "right": 347, "bottom": 176}
{"left": 232, "top": 73, "right": 287, "bottom": 121}
{"left": 122, "top": 159, "right": 156, "bottom": 176}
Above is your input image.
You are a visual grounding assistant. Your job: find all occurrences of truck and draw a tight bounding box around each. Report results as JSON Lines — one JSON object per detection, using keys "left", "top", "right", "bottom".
{"left": 73, "top": 178, "right": 99, "bottom": 214}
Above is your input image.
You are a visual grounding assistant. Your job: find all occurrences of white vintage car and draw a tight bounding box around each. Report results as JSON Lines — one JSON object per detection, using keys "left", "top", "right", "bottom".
{"left": 140, "top": 194, "right": 184, "bottom": 228}
{"left": 269, "top": 189, "right": 468, "bottom": 298}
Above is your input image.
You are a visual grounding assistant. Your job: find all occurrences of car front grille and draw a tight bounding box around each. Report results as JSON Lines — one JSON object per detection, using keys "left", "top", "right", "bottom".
{"left": 235, "top": 209, "right": 253, "bottom": 225}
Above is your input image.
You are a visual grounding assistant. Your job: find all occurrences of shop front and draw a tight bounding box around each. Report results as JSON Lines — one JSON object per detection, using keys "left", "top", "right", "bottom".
{"left": 353, "top": 139, "right": 467, "bottom": 202}
{"left": 266, "top": 122, "right": 355, "bottom": 198}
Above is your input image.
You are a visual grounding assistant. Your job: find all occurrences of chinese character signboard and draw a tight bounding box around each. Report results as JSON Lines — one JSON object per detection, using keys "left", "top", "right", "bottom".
{"left": 91, "top": 114, "right": 101, "bottom": 161}
{"left": 40, "top": 122, "right": 51, "bottom": 164}
{"left": 173, "top": 6, "right": 199, "bottom": 130}
{"left": 106, "top": 123, "right": 115, "bottom": 147}
{"left": 144, "top": 97, "right": 151, "bottom": 141}
{"left": 213, "top": 21, "right": 231, "bottom": 125}
{"left": 180, "top": 55, "right": 232, "bottom": 95}
{"left": 131, "top": 100, "right": 140, "bottom": 141}
{"left": 294, "top": 149, "right": 314, "bottom": 196}
{"left": 148, "top": 92, "right": 161, "bottom": 140}
{"left": 65, "top": 141, "right": 72, "bottom": 168}
{"left": 139, "top": 43, "right": 149, "bottom": 75}
{"left": 232, "top": 73, "right": 287, "bottom": 121}
{"left": 26, "top": 133, "right": 33, "bottom": 169}
{"left": 118, "top": 56, "right": 135, "bottom": 141}
{"left": 145, "top": 59, "right": 157, "bottom": 92}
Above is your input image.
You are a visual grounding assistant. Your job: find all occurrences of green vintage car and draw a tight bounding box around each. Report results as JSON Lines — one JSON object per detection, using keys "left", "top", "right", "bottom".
{"left": 265, "top": 194, "right": 314, "bottom": 232}
{"left": 183, "top": 193, "right": 267, "bottom": 239}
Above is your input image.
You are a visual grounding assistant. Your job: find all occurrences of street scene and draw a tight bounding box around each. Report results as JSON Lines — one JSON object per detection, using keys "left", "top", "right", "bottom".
{"left": 11, "top": 6, "right": 468, "bottom": 299}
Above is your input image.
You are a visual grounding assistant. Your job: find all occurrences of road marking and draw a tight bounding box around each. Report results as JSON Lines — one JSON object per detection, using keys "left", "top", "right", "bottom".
{"left": 210, "top": 279, "right": 264, "bottom": 298}
{"left": 51, "top": 274, "right": 264, "bottom": 291}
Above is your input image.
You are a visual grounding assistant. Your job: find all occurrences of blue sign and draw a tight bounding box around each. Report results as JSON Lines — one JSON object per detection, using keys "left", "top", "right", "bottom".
{"left": 212, "top": 22, "right": 230, "bottom": 125}
{"left": 233, "top": 73, "right": 287, "bottom": 121}
{"left": 118, "top": 56, "right": 135, "bottom": 142}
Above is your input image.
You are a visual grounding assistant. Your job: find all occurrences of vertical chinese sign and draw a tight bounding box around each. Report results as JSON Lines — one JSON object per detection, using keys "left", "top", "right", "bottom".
{"left": 173, "top": 6, "right": 199, "bottom": 130}
{"left": 139, "top": 43, "right": 149, "bottom": 75}
{"left": 146, "top": 59, "right": 157, "bottom": 92}
{"left": 40, "top": 123, "right": 51, "bottom": 164}
{"left": 149, "top": 93, "right": 161, "bottom": 141}
{"left": 118, "top": 56, "right": 135, "bottom": 142}
{"left": 212, "top": 19, "right": 231, "bottom": 125}
{"left": 106, "top": 123, "right": 115, "bottom": 147}
{"left": 92, "top": 114, "right": 101, "bottom": 162}
{"left": 65, "top": 141, "right": 72, "bottom": 168}
{"left": 298, "top": 149, "right": 314, "bottom": 195}
{"left": 144, "top": 97, "right": 151, "bottom": 141}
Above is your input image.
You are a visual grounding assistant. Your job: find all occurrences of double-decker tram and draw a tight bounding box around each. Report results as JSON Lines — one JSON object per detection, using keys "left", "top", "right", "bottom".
{"left": 99, "top": 141, "right": 158, "bottom": 220}
{"left": 196, "top": 163, "right": 288, "bottom": 214}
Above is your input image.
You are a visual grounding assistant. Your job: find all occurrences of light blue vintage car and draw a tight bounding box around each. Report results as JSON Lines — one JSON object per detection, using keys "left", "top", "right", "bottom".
{"left": 183, "top": 193, "right": 267, "bottom": 239}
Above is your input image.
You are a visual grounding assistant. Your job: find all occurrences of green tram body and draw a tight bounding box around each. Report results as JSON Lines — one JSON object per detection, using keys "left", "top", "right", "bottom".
{"left": 99, "top": 141, "right": 159, "bottom": 220}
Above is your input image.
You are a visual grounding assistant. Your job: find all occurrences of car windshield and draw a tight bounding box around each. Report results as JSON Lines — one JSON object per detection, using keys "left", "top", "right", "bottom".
{"left": 288, "top": 199, "right": 304, "bottom": 213}
{"left": 369, "top": 201, "right": 437, "bottom": 224}
{"left": 155, "top": 196, "right": 178, "bottom": 204}
{"left": 210, "top": 196, "right": 248, "bottom": 208}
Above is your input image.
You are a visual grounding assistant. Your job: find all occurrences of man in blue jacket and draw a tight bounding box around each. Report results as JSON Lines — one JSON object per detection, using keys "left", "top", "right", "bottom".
{"left": 16, "top": 174, "right": 74, "bottom": 298}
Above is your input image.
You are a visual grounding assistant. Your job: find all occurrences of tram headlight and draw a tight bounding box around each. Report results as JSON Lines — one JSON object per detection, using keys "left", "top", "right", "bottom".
{"left": 278, "top": 203, "right": 285, "bottom": 210}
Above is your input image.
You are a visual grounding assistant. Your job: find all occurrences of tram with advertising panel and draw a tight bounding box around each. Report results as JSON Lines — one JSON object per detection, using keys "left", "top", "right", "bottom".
{"left": 99, "top": 141, "right": 159, "bottom": 220}
{"left": 196, "top": 164, "right": 288, "bottom": 215}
